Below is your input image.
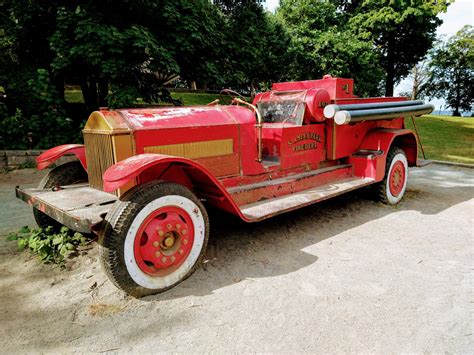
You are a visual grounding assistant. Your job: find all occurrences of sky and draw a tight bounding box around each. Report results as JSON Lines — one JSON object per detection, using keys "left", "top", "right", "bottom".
{"left": 263, "top": 0, "right": 474, "bottom": 111}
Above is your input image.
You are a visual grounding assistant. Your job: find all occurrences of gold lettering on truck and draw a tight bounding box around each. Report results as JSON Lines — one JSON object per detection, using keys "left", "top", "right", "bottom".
{"left": 288, "top": 132, "right": 322, "bottom": 151}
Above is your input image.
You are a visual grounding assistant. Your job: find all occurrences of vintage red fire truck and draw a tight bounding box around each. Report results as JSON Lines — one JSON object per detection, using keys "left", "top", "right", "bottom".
{"left": 16, "top": 75, "right": 433, "bottom": 297}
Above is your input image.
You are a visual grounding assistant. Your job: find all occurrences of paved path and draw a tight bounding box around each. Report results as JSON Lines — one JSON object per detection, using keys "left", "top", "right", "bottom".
{"left": 0, "top": 164, "right": 472, "bottom": 353}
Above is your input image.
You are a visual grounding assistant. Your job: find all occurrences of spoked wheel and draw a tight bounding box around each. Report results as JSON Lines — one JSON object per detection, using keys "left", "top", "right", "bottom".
{"left": 375, "top": 147, "right": 408, "bottom": 205}
{"left": 34, "top": 161, "right": 88, "bottom": 231}
{"left": 99, "top": 181, "right": 209, "bottom": 297}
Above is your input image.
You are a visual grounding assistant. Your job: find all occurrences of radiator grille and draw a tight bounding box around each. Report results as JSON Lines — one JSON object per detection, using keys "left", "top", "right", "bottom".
{"left": 83, "top": 133, "right": 114, "bottom": 190}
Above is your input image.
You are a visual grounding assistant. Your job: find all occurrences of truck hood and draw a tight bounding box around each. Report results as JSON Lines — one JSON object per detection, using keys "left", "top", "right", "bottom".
{"left": 83, "top": 106, "right": 256, "bottom": 134}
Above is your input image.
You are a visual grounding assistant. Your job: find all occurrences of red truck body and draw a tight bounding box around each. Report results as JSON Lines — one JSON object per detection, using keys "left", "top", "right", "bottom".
{"left": 16, "top": 75, "right": 431, "bottom": 296}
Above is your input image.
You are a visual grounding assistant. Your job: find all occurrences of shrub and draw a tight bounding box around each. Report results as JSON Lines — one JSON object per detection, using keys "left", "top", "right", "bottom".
{"left": 7, "top": 226, "right": 88, "bottom": 266}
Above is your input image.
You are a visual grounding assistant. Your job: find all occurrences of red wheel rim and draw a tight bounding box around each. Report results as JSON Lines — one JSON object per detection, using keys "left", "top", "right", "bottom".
{"left": 389, "top": 160, "right": 406, "bottom": 197}
{"left": 133, "top": 206, "right": 195, "bottom": 276}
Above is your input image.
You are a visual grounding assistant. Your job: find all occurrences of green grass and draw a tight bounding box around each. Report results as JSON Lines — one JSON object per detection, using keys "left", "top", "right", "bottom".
{"left": 405, "top": 115, "right": 474, "bottom": 164}
{"left": 64, "top": 89, "right": 84, "bottom": 104}
{"left": 171, "top": 92, "right": 220, "bottom": 106}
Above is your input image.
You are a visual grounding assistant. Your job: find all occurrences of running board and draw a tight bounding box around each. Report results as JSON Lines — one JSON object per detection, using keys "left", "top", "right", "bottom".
{"left": 228, "top": 164, "right": 353, "bottom": 206}
{"left": 240, "top": 177, "right": 374, "bottom": 221}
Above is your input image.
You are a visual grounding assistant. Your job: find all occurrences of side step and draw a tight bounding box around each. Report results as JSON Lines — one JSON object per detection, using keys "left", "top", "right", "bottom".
{"left": 416, "top": 158, "right": 433, "bottom": 167}
{"left": 228, "top": 164, "right": 353, "bottom": 206}
{"left": 240, "top": 177, "right": 374, "bottom": 221}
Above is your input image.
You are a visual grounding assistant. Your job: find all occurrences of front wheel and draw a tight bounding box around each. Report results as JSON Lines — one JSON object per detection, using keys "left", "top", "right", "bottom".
{"left": 99, "top": 181, "right": 209, "bottom": 297}
{"left": 374, "top": 147, "right": 408, "bottom": 205}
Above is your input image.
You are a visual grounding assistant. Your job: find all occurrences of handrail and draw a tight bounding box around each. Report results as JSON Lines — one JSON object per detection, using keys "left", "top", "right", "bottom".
{"left": 232, "top": 98, "right": 263, "bottom": 162}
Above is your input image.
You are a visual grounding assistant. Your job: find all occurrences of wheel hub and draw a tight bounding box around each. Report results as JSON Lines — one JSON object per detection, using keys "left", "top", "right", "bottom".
{"left": 389, "top": 160, "right": 406, "bottom": 197}
{"left": 163, "top": 233, "right": 176, "bottom": 248}
{"left": 133, "top": 206, "right": 195, "bottom": 276}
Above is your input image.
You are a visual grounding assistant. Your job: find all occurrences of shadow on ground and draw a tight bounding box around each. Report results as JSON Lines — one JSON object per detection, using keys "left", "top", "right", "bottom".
{"left": 1, "top": 164, "right": 472, "bottom": 352}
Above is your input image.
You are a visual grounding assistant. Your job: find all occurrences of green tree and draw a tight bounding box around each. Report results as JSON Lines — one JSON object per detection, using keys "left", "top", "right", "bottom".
{"left": 0, "top": 0, "right": 64, "bottom": 113}
{"left": 277, "top": 0, "right": 383, "bottom": 96}
{"left": 214, "top": 0, "right": 292, "bottom": 93}
{"left": 0, "top": 0, "right": 223, "bottom": 148}
{"left": 50, "top": 1, "right": 179, "bottom": 112}
{"left": 0, "top": 0, "right": 75, "bottom": 149}
{"left": 423, "top": 26, "right": 474, "bottom": 116}
{"left": 349, "top": 0, "right": 448, "bottom": 96}
{"left": 144, "top": 0, "right": 227, "bottom": 90}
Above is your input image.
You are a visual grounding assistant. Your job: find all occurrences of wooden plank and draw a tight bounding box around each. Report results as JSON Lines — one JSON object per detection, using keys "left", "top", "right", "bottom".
{"left": 16, "top": 186, "right": 117, "bottom": 233}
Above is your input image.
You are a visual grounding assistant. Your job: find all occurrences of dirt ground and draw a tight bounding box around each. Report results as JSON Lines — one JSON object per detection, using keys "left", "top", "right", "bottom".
{"left": 0, "top": 164, "right": 472, "bottom": 353}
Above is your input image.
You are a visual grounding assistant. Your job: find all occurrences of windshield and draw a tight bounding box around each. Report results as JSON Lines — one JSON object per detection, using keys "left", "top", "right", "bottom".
{"left": 257, "top": 100, "right": 306, "bottom": 125}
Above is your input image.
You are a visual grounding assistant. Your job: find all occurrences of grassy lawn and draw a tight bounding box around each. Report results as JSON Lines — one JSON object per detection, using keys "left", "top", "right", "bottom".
{"left": 64, "top": 89, "right": 84, "bottom": 104}
{"left": 171, "top": 92, "right": 220, "bottom": 106}
{"left": 405, "top": 115, "right": 474, "bottom": 164}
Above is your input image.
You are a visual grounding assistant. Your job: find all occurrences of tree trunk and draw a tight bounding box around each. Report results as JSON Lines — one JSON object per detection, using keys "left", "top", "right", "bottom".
{"left": 98, "top": 79, "right": 109, "bottom": 107}
{"left": 80, "top": 78, "right": 98, "bottom": 112}
{"left": 411, "top": 66, "right": 419, "bottom": 100}
{"left": 385, "top": 60, "right": 395, "bottom": 97}
{"left": 51, "top": 72, "right": 65, "bottom": 102}
{"left": 453, "top": 69, "right": 461, "bottom": 117}
{"left": 385, "top": 34, "right": 395, "bottom": 97}
{"left": 250, "top": 80, "right": 256, "bottom": 98}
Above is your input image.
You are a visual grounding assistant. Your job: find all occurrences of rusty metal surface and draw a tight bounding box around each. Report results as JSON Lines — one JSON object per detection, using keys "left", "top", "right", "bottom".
{"left": 228, "top": 164, "right": 352, "bottom": 206}
{"left": 16, "top": 185, "right": 117, "bottom": 233}
{"left": 240, "top": 177, "right": 374, "bottom": 220}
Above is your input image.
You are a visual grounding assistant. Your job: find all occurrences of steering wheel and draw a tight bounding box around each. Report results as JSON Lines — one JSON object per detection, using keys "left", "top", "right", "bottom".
{"left": 219, "top": 89, "right": 245, "bottom": 105}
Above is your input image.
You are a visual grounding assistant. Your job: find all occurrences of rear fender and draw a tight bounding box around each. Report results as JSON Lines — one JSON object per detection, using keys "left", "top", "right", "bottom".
{"left": 36, "top": 144, "right": 87, "bottom": 170}
{"left": 352, "top": 129, "right": 418, "bottom": 181}
{"left": 103, "top": 154, "right": 246, "bottom": 220}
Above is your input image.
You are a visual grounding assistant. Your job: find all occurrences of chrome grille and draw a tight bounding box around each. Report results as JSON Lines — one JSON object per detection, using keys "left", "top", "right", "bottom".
{"left": 83, "top": 133, "right": 114, "bottom": 191}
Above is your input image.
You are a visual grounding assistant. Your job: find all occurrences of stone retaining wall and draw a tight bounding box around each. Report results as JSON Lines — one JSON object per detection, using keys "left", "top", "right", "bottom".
{"left": 0, "top": 150, "right": 76, "bottom": 168}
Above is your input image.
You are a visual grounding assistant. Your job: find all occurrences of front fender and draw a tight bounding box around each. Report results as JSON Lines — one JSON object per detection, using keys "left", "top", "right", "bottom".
{"left": 356, "top": 128, "right": 418, "bottom": 181}
{"left": 36, "top": 144, "right": 87, "bottom": 170}
{"left": 103, "top": 154, "right": 246, "bottom": 220}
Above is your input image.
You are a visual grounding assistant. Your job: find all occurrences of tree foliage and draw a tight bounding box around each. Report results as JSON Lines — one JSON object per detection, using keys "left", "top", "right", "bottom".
{"left": 0, "top": 0, "right": 451, "bottom": 149}
{"left": 423, "top": 26, "right": 474, "bottom": 116}
{"left": 349, "top": 0, "right": 448, "bottom": 96}
{"left": 0, "top": 0, "right": 290, "bottom": 149}
{"left": 277, "top": 0, "right": 383, "bottom": 96}
{"left": 50, "top": 2, "right": 179, "bottom": 111}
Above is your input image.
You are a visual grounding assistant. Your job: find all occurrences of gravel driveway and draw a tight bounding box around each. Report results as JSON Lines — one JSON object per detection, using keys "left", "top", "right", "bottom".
{"left": 0, "top": 164, "right": 472, "bottom": 353}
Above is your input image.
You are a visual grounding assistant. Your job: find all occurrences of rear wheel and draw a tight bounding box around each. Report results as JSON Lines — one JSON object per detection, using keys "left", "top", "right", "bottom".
{"left": 375, "top": 147, "right": 408, "bottom": 205}
{"left": 99, "top": 181, "right": 209, "bottom": 297}
{"left": 33, "top": 161, "right": 88, "bottom": 231}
